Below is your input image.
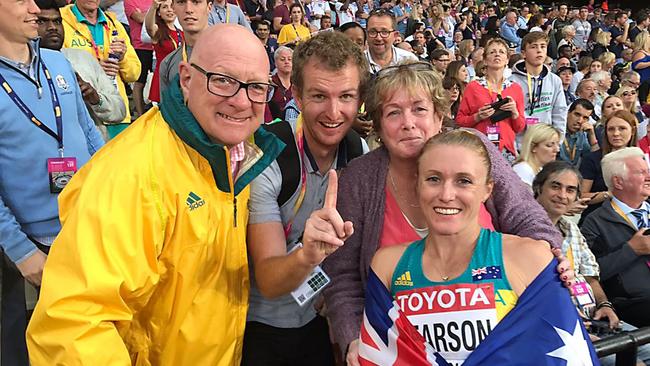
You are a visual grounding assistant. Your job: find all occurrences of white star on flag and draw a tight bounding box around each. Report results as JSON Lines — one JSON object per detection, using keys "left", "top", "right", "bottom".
{"left": 546, "top": 319, "right": 594, "bottom": 366}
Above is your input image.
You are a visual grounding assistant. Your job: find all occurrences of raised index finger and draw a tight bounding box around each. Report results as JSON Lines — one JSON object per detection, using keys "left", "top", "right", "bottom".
{"left": 324, "top": 169, "right": 338, "bottom": 209}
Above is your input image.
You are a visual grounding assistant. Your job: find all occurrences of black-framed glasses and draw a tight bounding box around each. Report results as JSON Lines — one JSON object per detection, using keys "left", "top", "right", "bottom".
{"left": 376, "top": 62, "right": 434, "bottom": 78}
{"left": 367, "top": 29, "right": 395, "bottom": 38}
{"left": 191, "top": 63, "right": 275, "bottom": 103}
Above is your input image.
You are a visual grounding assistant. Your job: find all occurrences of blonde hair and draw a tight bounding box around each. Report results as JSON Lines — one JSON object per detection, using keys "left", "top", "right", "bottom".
{"left": 615, "top": 85, "right": 640, "bottom": 113}
{"left": 595, "top": 30, "right": 612, "bottom": 46}
{"left": 418, "top": 130, "right": 492, "bottom": 182}
{"left": 516, "top": 124, "right": 561, "bottom": 169}
{"left": 598, "top": 52, "right": 616, "bottom": 70}
{"left": 484, "top": 37, "right": 509, "bottom": 60}
{"left": 562, "top": 25, "right": 576, "bottom": 38}
{"left": 634, "top": 31, "right": 650, "bottom": 53}
{"left": 458, "top": 39, "right": 475, "bottom": 60}
{"left": 474, "top": 60, "right": 487, "bottom": 77}
{"left": 366, "top": 61, "right": 450, "bottom": 133}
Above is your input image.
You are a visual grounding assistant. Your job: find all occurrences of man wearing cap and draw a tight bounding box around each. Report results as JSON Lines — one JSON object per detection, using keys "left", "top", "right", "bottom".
{"left": 558, "top": 64, "right": 577, "bottom": 105}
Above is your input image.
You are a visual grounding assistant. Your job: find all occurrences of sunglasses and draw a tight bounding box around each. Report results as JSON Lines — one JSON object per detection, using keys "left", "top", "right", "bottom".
{"left": 622, "top": 91, "right": 637, "bottom": 97}
{"left": 369, "top": 8, "right": 394, "bottom": 16}
{"left": 376, "top": 62, "right": 434, "bottom": 79}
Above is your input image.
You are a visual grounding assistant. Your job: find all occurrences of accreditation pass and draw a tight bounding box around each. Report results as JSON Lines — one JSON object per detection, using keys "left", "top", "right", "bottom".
{"left": 289, "top": 243, "right": 331, "bottom": 306}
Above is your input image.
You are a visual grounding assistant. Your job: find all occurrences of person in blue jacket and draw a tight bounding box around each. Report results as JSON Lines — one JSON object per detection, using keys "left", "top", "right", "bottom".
{"left": 0, "top": 0, "right": 104, "bottom": 363}
{"left": 500, "top": 9, "right": 522, "bottom": 52}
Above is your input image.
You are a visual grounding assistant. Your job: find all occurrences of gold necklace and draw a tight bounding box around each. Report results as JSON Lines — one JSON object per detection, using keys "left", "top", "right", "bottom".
{"left": 431, "top": 264, "right": 450, "bottom": 281}
{"left": 388, "top": 169, "right": 420, "bottom": 208}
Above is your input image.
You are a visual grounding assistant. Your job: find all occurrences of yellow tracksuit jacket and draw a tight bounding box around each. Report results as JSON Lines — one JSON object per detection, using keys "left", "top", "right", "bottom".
{"left": 26, "top": 106, "right": 284, "bottom": 365}
{"left": 60, "top": 4, "right": 140, "bottom": 124}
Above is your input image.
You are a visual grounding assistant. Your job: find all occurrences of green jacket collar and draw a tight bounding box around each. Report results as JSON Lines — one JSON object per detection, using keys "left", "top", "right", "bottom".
{"left": 160, "top": 75, "right": 284, "bottom": 194}
{"left": 71, "top": 4, "right": 108, "bottom": 25}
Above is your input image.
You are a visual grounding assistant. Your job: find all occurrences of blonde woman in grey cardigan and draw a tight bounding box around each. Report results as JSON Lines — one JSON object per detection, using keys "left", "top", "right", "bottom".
{"left": 322, "top": 61, "right": 570, "bottom": 365}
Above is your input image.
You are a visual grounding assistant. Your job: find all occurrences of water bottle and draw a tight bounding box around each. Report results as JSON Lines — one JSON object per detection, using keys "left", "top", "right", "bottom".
{"left": 108, "top": 30, "right": 120, "bottom": 88}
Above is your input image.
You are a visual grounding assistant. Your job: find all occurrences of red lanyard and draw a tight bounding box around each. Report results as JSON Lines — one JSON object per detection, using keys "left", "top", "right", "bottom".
{"left": 79, "top": 22, "right": 111, "bottom": 61}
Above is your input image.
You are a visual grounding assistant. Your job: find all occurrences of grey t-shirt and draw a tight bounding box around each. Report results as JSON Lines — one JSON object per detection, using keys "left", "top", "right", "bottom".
{"left": 158, "top": 44, "right": 192, "bottom": 98}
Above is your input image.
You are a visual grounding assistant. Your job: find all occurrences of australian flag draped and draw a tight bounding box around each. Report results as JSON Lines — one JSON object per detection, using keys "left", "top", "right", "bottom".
{"left": 358, "top": 269, "right": 450, "bottom": 366}
{"left": 359, "top": 259, "right": 600, "bottom": 365}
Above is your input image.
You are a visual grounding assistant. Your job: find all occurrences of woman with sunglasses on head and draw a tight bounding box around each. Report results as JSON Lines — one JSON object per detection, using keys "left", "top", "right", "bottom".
{"left": 616, "top": 86, "right": 646, "bottom": 132}
{"left": 322, "top": 61, "right": 570, "bottom": 366}
{"left": 456, "top": 38, "right": 525, "bottom": 165}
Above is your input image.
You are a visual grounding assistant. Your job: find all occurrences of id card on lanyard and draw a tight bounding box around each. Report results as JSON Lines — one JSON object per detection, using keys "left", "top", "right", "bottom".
{"left": 526, "top": 72, "right": 544, "bottom": 116}
{"left": 486, "top": 80, "right": 502, "bottom": 146}
{"left": 0, "top": 62, "right": 77, "bottom": 193}
{"left": 565, "top": 246, "right": 595, "bottom": 307}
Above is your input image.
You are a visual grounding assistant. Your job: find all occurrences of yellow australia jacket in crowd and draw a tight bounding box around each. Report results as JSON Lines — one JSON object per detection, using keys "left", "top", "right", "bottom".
{"left": 26, "top": 78, "right": 284, "bottom": 365}
{"left": 60, "top": 4, "right": 140, "bottom": 124}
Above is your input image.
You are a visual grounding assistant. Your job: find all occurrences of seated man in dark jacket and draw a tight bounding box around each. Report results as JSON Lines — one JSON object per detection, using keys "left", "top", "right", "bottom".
{"left": 581, "top": 147, "right": 650, "bottom": 328}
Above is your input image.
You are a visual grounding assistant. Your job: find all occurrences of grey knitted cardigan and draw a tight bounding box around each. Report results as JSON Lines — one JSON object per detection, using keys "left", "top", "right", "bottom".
{"left": 322, "top": 130, "right": 563, "bottom": 353}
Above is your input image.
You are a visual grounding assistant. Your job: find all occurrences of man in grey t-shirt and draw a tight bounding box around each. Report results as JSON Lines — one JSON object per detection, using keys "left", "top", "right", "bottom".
{"left": 244, "top": 32, "right": 369, "bottom": 365}
{"left": 158, "top": 0, "right": 211, "bottom": 98}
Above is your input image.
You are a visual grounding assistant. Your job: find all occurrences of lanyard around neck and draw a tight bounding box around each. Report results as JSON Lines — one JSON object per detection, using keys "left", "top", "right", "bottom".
{"left": 610, "top": 199, "right": 637, "bottom": 228}
{"left": 0, "top": 61, "right": 64, "bottom": 155}
{"left": 77, "top": 21, "right": 111, "bottom": 61}
{"left": 563, "top": 138, "right": 577, "bottom": 161}
{"left": 217, "top": 4, "right": 231, "bottom": 23}
{"left": 172, "top": 28, "right": 183, "bottom": 49}
{"left": 526, "top": 72, "right": 544, "bottom": 116}
{"left": 283, "top": 115, "right": 308, "bottom": 238}
{"left": 486, "top": 79, "right": 503, "bottom": 101}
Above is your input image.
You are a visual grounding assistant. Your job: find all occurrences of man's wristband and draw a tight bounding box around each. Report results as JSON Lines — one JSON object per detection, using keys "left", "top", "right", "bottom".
{"left": 596, "top": 301, "right": 615, "bottom": 311}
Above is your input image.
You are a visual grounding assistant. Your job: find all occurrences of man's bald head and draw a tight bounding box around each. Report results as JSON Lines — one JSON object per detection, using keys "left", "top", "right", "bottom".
{"left": 191, "top": 24, "right": 270, "bottom": 73}
{"left": 179, "top": 24, "right": 271, "bottom": 147}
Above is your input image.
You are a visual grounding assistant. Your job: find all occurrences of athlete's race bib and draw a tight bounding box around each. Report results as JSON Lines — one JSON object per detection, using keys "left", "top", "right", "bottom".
{"left": 395, "top": 283, "right": 498, "bottom": 365}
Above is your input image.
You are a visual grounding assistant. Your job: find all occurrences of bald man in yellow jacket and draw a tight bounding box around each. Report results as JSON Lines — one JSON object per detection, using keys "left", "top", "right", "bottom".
{"left": 26, "top": 25, "right": 284, "bottom": 366}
